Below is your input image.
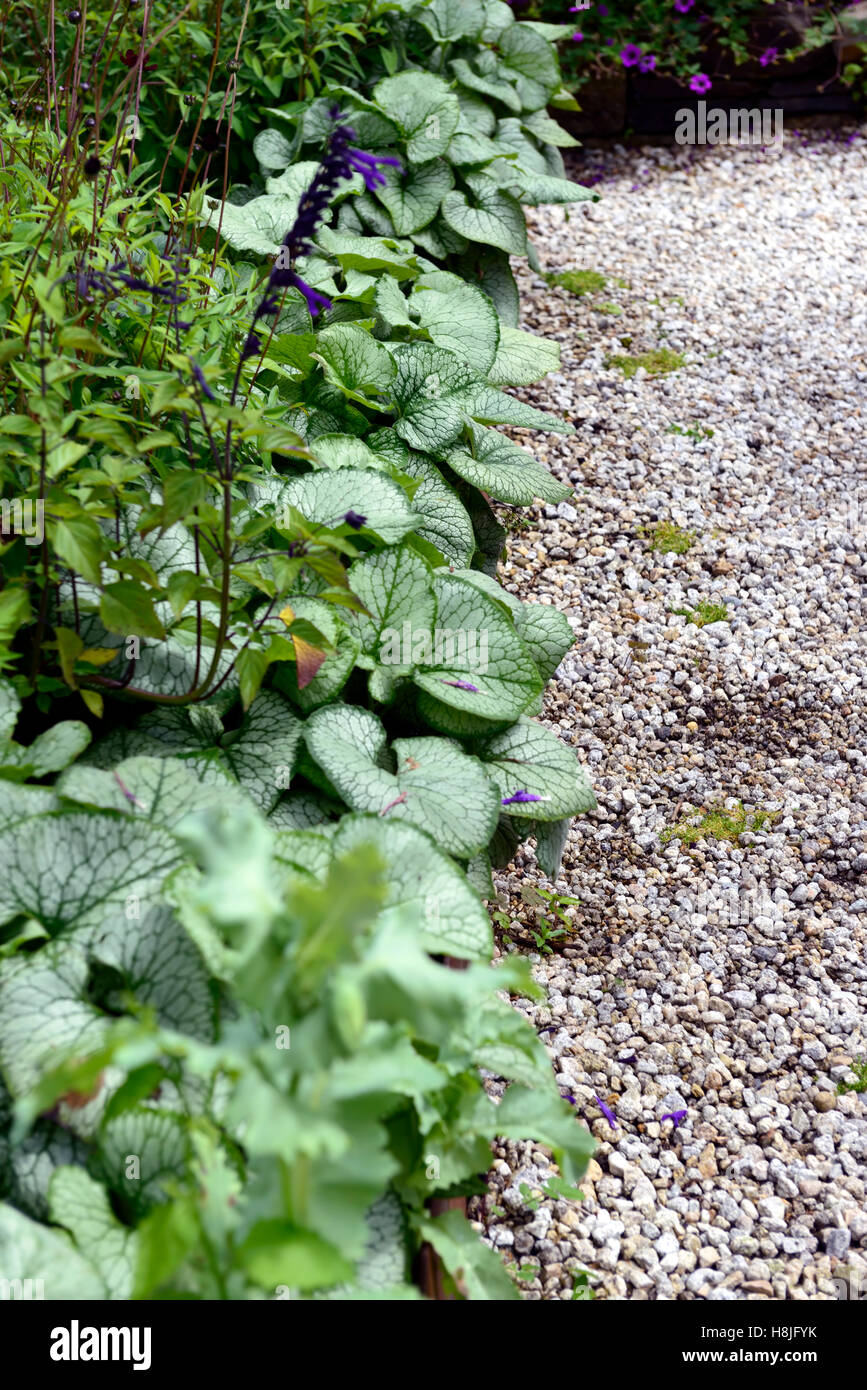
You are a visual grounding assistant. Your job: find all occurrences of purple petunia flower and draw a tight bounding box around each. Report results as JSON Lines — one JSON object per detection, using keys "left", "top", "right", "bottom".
{"left": 594, "top": 1095, "right": 617, "bottom": 1129}
{"left": 501, "top": 789, "right": 544, "bottom": 805}
{"left": 639, "top": 54, "right": 657, "bottom": 72}
{"left": 661, "top": 1109, "right": 688, "bottom": 1129}
{"left": 344, "top": 509, "right": 366, "bottom": 529}
{"left": 440, "top": 678, "right": 480, "bottom": 692}
{"left": 759, "top": 47, "right": 778, "bottom": 67}
{"left": 689, "top": 72, "right": 712, "bottom": 93}
{"left": 620, "top": 44, "right": 642, "bottom": 67}
{"left": 674, "top": 0, "right": 695, "bottom": 11}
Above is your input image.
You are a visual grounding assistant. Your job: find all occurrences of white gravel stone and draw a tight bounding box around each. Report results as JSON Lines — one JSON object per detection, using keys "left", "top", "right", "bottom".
{"left": 476, "top": 127, "right": 867, "bottom": 1303}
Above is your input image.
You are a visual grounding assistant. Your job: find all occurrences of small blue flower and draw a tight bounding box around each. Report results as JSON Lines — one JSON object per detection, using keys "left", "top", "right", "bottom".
{"left": 501, "top": 789, "right": 545, "bottom": 805}
{"left": 344, "top": 510, "right": 366, "bottom": 530}
{"left": 660, "top": 1109, "right": 688, "bottom": 1129}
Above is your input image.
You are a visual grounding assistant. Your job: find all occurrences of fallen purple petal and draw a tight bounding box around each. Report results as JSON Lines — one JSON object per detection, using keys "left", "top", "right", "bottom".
{"left": 595, "top": 1095, "right": 617, "bottom": 1129}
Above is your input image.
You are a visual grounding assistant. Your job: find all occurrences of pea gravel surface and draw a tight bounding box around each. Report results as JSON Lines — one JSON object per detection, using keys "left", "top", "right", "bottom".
{"left": 473, "top": 130, "right": 867, "bottom": 1301}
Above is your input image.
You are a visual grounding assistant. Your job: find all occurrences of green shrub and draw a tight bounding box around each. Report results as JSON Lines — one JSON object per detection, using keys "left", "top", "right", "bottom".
{"left": 0, "top": 1, "right": 597, "bottom": 1299}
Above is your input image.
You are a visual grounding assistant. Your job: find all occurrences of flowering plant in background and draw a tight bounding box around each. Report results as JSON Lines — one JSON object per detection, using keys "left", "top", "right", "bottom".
{"left": 525, "top": 0, "right": 842, "bottom": 90}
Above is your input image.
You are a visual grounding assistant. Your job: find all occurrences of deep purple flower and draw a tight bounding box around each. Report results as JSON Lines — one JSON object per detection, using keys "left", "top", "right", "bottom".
{"left": 190, "top": 359, "right": 216, "bottom": 401}
{"left": 620, "top": 44, "right": 642, "bottom": 67}
{"left": 661, "top": 1109, "right": 688, "bottom": 1129}
{"left": 247, "top": 110, "right": 396, "bottom": 335}
{"left": 674, "top": 0, "right": 695, "bottom": 11}
{"left": 759, "top": 47, "right": 778, "bottom": 67}
{"left": 689, "top": 73, "right": 712, "bottom": 93}
{"left": 441, "top": 678, "right": 480, "bottom": 692}
{"left": 598, "top": 3, "right": 609, "bottom": 13}
{"left": 501, "top": 789, "right": 543, "bottom": 805}
{"left": 284, "top": 270, "right": 332, "bottom": 319}
{"left": 240, "top": 331, "right": 262, "bottom": 361}
{"left": 594, "top": 1095, "right": 617, "bottom": 1129}
{"left": 571, "top": 31, "right": 583, "bottom": 42}
{"left": 562, "top": 1091, "right": 578, "bottom": 1106}
{"left": 344, "top": 510, "right": 366, "bottom": 530}
{"left": 639, "top": 54, "right": 657, "bottom": 72}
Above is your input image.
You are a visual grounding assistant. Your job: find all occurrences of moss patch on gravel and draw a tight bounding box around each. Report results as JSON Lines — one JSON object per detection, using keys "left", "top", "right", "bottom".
{"left": 548, "top": 268, "right": 607, "bottom": 297}
{"left": 605, "top": 348, "right": 686, "bottom": 378}
{"left": 671, "top": 599, "right": 729, "bottom": 627}
{"left": 641, "top": 520, "right": 696, "bottom": 554}
{"left": 661, "top": 802, "right": 780, "bottom": 845}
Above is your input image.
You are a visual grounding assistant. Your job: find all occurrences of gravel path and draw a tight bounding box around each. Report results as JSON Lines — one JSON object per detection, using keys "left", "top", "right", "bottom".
{"left": 474, "top": 130, "right": 867, "bottom": 1301}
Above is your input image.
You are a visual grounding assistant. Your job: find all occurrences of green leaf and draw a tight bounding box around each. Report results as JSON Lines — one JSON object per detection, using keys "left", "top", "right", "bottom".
{"left": 0, "top": 942, "right": 109, "bottom": 1099}
{"left": 372, "top": 73, "right": 460, "bottom": 164}
{"left": 446, "top": 423, "right": 570, "bottom": 505}
{"left": 346, "top": 543, "right": 436, "bottom": 673}
{"left": 399, "top": 452, "right": 475, "bottom": 567}
{"left": 476, "top": 718, "right": 596, "bottom": 820}
{"left": 373, "top": 274, "right": 413, "bottom": 330}
{"left": 451, "top": 58, "right": 522, "bottom": 114}
{"left": 273, "top": 599, "right": 359, "bottom": 711}
{"left": 419, "top": 1207, "right": 519, "bottom": 1299}
{"left": 413, "top": 573, "right": 542, "bottom": 724}
{"left": 312, "top": 323, "right": 396, "bottom": 405}
{"left": 304, "top": 705, "right": 500, "bottom": 857}
{"left": 534, "top": 816, "right": 571, "bottom": 880}
{"left": 390, "top": 343, "right": 478, "bottom": 453}
{"left": 497, "top": 23, "right": 560, "bottom": 111}
{"left": 417, "top": 0, "right": 487, "bottom": 42}
{"left": 52, "top": 516, "right": 104, "bottom": 585}
{"left": 0, "top": 720, "right": 91, "bottom": 780}
{"left": 82, "top": 694, "right": 303, "bottom": 815}
{"left": 441, "top": 181, "right": 527, "bottom": 256}
{"left": 272, "top": 469, "right": 419, "bottom": 546}
{"left": 240, "top": 1220, "right": 354, "bottom": 1291}
{"left": 252, "top": 127, "right": 296, "bottom": 171}
{"left": 513, "top": 601, "right": 573, "bottom": 682}
{"left": 521, "top": 108, "right": 580, "bottom": 147}
{"left": 48, "top": 1167, "right": 138, "bottom": 1299}
{"left": 316, "top": 227, "right": 419, "bottom": 279}
{"left": 0, "top": 1201, "right": 106, "bottom": 1299}
{"left": 487, "top": 325, "right": 560, "bottom": 386}
{"left": 412, "top": 270, "right": 500, "bottom": 375}
{"left": 461, "top": 383, "right": 573, "bottom": 435}
{"left": 100, "top": 581, "right": 167, "bottom": 641}
{"left": 332, "top": 816, "right": 492, "bottom": 958}
{"left": 374, "top": 160, "right": 453, "bottom": 236}
{"left": 0, "top": 810, "right": 183, "bottom": 935}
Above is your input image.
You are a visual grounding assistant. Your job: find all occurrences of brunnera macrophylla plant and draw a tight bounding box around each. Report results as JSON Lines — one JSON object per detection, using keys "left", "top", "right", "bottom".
{"left": 0, "top": 2, "right": 598, "bottom": 1301}
{"left": 0, "top": 780, "right": 594, "bottom": 1299}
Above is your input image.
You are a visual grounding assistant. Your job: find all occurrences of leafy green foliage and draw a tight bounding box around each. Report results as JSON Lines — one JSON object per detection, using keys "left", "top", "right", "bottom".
{"left": 0, "top": 0, "right": 598, "bottom": 1301}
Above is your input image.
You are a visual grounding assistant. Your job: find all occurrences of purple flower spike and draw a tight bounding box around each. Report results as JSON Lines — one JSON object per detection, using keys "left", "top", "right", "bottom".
{"left": 620, "top": 44, "right": 642, "bottom": 68}
{"left": 346, "top": 146, "right": 401, "bottom": 192}
{"left": 344, "top": 510, "right": 366, "bottom": 530}
{"left": 285, "top": 271, "right": 332, "bottom": 319}
{"left": 501, "top": 789, "right": 544, "bottom": 805}
{"left": 440, "top": 678, "right": 480, "bottom": 692}
{"left": 190, "top": 359, "right": 216, "bottom": 401}
{"left": 594, "top": 1095, "right": 617, "bottom": 1130}
{"left": 661, "top": 1109, "right": 688, "bottom": 1129}
{"left": 689, "top": 73, "right": 712, "bottom": 93}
